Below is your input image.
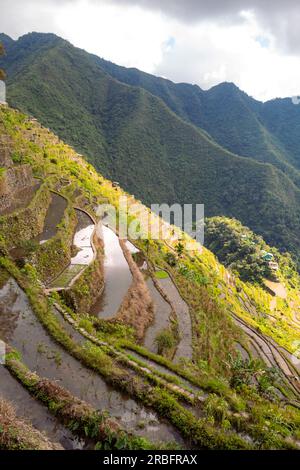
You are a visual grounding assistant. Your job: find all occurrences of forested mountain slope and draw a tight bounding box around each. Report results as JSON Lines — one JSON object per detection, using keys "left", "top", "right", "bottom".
{"left": 97, "top": 54, "right": 300, "bottom": 177}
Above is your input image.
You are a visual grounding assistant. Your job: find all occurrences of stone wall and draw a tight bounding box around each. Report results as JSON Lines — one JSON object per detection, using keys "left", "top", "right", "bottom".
{"left": 0, "top": 183, "right": 52, "bottom": 247}
{"left": 5, "top": 165, "right": 34, "bottom": 190}
{"left": 0, "top": 165, "right": 34, "bottom": 212}
{"left": 0, "top": 136, "right": 13, "bottom": 167}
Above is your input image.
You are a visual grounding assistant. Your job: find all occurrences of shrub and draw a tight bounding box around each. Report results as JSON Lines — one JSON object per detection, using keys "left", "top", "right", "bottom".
{"left": 165, "top": 252, "right": 177, "bottom": 266}
{"left": 155, "top": 329, "right": 176, "bottom": 354}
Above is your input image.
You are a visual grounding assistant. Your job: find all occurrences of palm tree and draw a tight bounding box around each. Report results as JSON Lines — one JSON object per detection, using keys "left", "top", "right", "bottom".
{"left": 175, "top": 242, "right": 184, "bottom": 257}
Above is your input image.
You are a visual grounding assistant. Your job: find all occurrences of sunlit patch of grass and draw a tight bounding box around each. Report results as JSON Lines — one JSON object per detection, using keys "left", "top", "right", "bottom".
{"left": 155, "top": 270, "right": 169, "bottom": 279}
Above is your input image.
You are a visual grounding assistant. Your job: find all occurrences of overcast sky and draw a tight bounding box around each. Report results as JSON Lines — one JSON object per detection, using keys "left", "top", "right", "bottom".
{"left": 1, "top": 0, "right": 300, "bottom": 101}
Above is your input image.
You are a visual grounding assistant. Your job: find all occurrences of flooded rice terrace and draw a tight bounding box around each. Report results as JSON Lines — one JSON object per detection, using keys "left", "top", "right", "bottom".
{"left": 0, "top": 278, "right": 184, "bottom": 446}
{"left": 90, "top": 226, "right": 132, "bottom": 319}
{"left": 35, "top": 193, "right": 67, "bottom": 244}
{"left": 0, "top": 366, "right": 88, "bottom": 449}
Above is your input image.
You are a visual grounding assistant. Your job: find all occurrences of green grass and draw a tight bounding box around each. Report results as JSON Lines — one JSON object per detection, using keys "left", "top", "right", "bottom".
{"left": 154, "top": 270, "right": 169, "bottom": 279}
{"left": 51, "top": 264, "right": 84, "bottom": 288}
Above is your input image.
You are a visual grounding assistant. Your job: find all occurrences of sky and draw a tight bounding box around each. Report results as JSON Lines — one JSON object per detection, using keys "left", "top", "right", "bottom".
{"left": 0, "top": 0, "right": 300, "bottom": 101}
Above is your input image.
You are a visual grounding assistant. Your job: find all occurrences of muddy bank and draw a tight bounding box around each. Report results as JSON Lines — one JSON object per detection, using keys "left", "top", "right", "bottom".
{"left": 0, "top": 397, "right": 62, "bottom": 450}
{"left": 115, "top": 239, "right": 154, "bottom": 341}
{"left": 0, "top": 164, "right": 35, "bottom": 214}
{"left": 0, "top": 184, "right": 52, "bottom": 247}
{"left": 0, "top": 278, "right": 183, "bottom": 445}
{"left": 0, "top": 365, "right": 85, "bottom": 449}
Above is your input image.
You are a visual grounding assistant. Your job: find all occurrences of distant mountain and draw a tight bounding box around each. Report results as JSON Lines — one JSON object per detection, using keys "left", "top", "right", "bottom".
{"left": 1, "top": 32, "right": 300, "bottom": 263}
{"left": 97, "top": 56, "right": 300, "bottom": 179}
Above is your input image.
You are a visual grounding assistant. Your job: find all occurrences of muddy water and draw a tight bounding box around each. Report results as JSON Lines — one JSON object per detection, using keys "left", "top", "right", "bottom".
{"left": 144, "top": 276, "right": 172, "bottom": 353}
{"left": 0, "top": 366, "right": 87, "bottom": 449}
{"left": 127, "top": 247, "right": 190, "bottom": 360}
{"left": 156, "top": 274, "right": 193, "bottom": 362}
{"left": 0, "top": 182, "right": 41, "bottom": 216}
{"left": 235, "top": 342, "right": 250, "bottom": 361}
{"left": 0, "top": 279, "right": 184, "bottom": 445}
{"left": 35, "top": 193, "right": 67, "bottom": 244}
{"left": 90, "top": 226, "right": 132, "bottom": 319}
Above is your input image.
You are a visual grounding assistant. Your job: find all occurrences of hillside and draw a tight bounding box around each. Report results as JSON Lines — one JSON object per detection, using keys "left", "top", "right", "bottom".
{"left": 95, "top": 54, "right": 300, "bottom": 178}
{"left": 2, "top": 33, "right": 300, "bottom": 265}
{"left": 205, "top": 217, "right": 299, "bottom": 284}
{"left": 1, "top": 105, "right": 300, "bottom": 449}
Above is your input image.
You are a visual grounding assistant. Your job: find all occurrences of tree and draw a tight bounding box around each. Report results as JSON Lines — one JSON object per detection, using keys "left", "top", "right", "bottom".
{"left": 0, "top": 42, "right": 6, "bottom": 81}
{"left": 175, "top": 242, "right": 184, "bottom": 257}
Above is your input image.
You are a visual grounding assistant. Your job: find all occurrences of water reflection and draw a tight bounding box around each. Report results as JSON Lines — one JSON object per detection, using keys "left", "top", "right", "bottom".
{"left": 90, "top": 226, "right": 132, "bottom": 319}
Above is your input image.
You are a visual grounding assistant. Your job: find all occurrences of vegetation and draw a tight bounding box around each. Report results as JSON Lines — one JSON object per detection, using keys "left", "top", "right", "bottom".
{"left": 4, "top": 348, "right": 158, "bottom": 450}
{"left": 155, "top": 329, "right": 176, "bottom": 355}
{"left": 0, "top": 105, "right": 300, "bottom": 450}
{"left": 96, "top": 51, "right": 300, "bottom": 183}
{"left": 0, "top": 398, "right": 59, "bottom": 450}
{"left": 205, "top": 217, "right": 277, "bottom": 283}
{"left": 154, "top": 270, "right": 169, "bottom": 279}
{"left": 2, "top": 33, "right": 300, "bottom": 265}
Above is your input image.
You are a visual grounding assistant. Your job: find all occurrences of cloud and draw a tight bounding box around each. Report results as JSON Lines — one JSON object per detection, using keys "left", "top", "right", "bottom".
{"left": 154, "top": 13, "right": 300, "bottom": 101}
{"left": 104, "top": 0, "right": 300, "bottom": 54}
{"left": 1, "top": 0, "right": 300, "bottom": 101}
